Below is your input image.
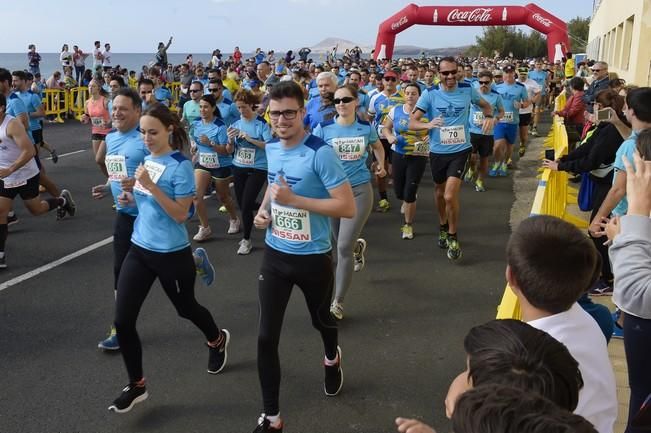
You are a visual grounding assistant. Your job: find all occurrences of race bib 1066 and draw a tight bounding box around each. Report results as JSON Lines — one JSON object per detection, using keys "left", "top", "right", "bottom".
{"left": 105, "top": 155, "right": 128, "bottom": 181}
{"left": 134, "top": 160, "right": 166, "bottom": 196}
{"left": 332, "top": 136, "right": 366, "bottom": 161}
{"left": 440, "top": 125, "right": 466, "bottom": 146}
{"left": 271, "top": 203, "right": 312, "bottom": 242}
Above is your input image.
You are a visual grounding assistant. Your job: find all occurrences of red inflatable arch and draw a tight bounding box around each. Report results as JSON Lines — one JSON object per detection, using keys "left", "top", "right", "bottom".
{"left": 374, "top": 3, "right": 569, "bottom": 62}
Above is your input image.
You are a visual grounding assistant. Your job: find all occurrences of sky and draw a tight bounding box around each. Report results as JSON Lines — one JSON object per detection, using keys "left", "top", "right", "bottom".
{"left": 2, "top": 0, "right": 594, "bottom": 53}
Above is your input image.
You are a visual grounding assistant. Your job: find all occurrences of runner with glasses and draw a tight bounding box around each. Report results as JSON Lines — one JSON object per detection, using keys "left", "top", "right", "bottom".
{"left": 313, "top": 84, "right": 385, "bottom": 320}
{"left": 409, "top": 57, "right": 495, "bottom": 261}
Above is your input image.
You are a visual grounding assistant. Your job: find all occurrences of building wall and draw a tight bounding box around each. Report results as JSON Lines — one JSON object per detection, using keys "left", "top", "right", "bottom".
{"left": 587, "top": 0, "right": 651, "bottom": 85}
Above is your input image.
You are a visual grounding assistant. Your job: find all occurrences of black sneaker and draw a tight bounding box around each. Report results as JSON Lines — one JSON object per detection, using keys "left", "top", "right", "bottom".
{"left": 50, "top": 149, "right": 59, "bottom": 164}
{"left": 324, "top": 346, "right": 343, "bottom": 396}
{"left": 7, "top": 212, "right": 18, "bottom": 226}
{"left": 252, "top": 414, "right": 284, "bottom": 433}
{"left": 61, "top": 189, "right": 76, "bottom": 217}
{"left": 108, "top": 383, "right": 148, "bottom": 413}
{"left": 207, "top": 329, "right": 230, "bottom": 374}
{"left": 0, "top": 255, "right": 6, "bottom": 269}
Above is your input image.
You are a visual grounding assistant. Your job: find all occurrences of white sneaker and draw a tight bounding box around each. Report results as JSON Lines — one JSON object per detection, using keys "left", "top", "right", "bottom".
{"left": 227, "top": 219, "right": 241, "bottom": 234}
{"left": 193, "top": 226, "right": 213, "bottom": 242}
{"left": 353, "top": 238, "right": 367, "bottom": 272}
{"left": 237, "top": 239, "right": 252, "bottom": 255}
{"left": 330, "top": 301, "right": 344, "bottom": 320}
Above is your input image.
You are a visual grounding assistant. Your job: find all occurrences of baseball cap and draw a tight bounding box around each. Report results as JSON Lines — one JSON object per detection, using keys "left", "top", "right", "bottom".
{"left": 383, "top": 70, "right": 398, "bottom": 79}
{"left": 518, "top": 67, "right": 529, "bottom": 74}
{"left": 502, "top": 64, "right": 516, "bottom": 73}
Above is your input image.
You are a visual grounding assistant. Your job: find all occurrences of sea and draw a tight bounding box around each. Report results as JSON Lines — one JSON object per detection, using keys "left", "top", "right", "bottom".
{"left": 0, "top": 51, "right": 345, "bottom": 79}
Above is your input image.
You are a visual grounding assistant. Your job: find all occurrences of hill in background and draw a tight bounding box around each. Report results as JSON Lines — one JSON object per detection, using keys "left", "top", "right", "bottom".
{"left": 310, "top": 37, "right": 471, "bottom": 57}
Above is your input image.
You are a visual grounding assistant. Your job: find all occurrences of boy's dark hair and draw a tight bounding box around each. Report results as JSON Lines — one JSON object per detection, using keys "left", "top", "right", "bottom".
{"left": 635, "top": 128, "right": 651, "bottom": 161}
{"left": 507, "top": 215, "right": 600, "bottom": 314}
{"left": 11, "top": 70, "right": 27, "bottom": 81}
{"left": 570, "top": 77, "right": 584, "bottom": 91}
{"left": 113, "top": 87, "right": 142, "bottom": 110}
{"left": 465, "top": 319, "right": 583, "bottom": 411}
{"left": 452, "top": 384, "right": 598, "bottom": 433}
{"left": 626, "top": 87, "right": 651, "bottom": 123}
{"left": 268, "top": 81, "right": 305, "bottom": 108}
{"left": 110, "top": 76, "right": 126, "bottom": 87}
{"left": 138, "top": 78, "right": 155, "bottom": 89}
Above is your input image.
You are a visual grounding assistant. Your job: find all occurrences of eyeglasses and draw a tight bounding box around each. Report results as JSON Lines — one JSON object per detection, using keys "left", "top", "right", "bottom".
{"left": 479, "top": 81, "right": 491, "bottom": 85}
{"left": 269, "top": 109, "right": 299, "bottom": 120}
{"left": 439, "top": 70, "right": 456, "bottom": 76}
{"left": 190, "top": 89, "right": 202, "bottom": 93}
{"left": 333, "top": 96, "right": 355, "bottom": 105}
{"left": 383, "top": 77, "right": 396, "bottom": 82}
{"left": 208, "top": 88, "right": 222, "bottom": 92}
{"left": 140, "top": 90, "right": 153, "bottom": 94}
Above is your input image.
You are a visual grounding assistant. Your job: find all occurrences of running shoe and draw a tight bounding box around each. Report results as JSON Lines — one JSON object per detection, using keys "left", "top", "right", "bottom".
{"left": 50, "top": 149, "right": 59, "bottom": 163}
{"left": 437, "top": 228, "right": 449, "bottom": 249}
{"left": 474, "top": 179, "right": 486, "bottom": 192}
{"left": 194, "top": 247, "right": 215, "bottom": 286}
{"left": 497, "top": 162, "right": 508, "bottom": 177}
{"left": 108, "top": 383, "right": 148, "bottom": 413}
{"left": 193, "top": 226, "right": 213, "bottom": 242}
{"left": 324, "top": 346, "right": 343, "bottom": 396}
{"left": 330, "top": 301, "right": 344, "bottom": 320}
{"left": 530, "top": 127, "right": 539, "bottom": 137}
{"left": 376, "top": 198, "right": 390, "bottom": 213}
{"left": 589, "top": 279, "right": 613, "bottom": 296}
{"left": 237, "top": 239, "right": 253, "bottom": 255}
{"left": 228, "top": 218, "right": 241, "bottom": 234}
{"left": 252, "top": 414, "right": 284, "bottom": 433}
{"left": 518, "top": 145, "right": 526, "bottom": 157}
{"left": 612, "top": 311, "right": 624, "bottom": 339}
{"left": 207, "top": 329, "right": 230, "bottom": 374}
{"left": 447, "top": 238, "right": 462, "bottom": 261}
{"left": 401, "top": 224, "right": 414, "bottom": 240}
{"left": 353, "top": 238, "right": 367, "bottom": 272}
{"left": 400, "top": 202, "right": 406, "bottom": 214}
{"left": 0, "top": 254, "right": 6, "bottom": 269}
{"left": 463, "top": 168, "right": 475, "bottom": 183}
{"left": 57, "top": 189, "right": 76, "bottom": 220}
{"left": 219, "top": 205, "right": 227, "bottom": 213}
{"left": 488, "top": 163, "right": 499, "bottom": 177}
{"left": 98, "top": 326, "right": 120, "bottom": 351}
{"left": 7, "top": 212, "right": 18, "bottom": 226}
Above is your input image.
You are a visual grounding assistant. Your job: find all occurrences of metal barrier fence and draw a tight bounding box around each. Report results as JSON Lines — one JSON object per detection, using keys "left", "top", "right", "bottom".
{"left": 496, "top": 92, "right": 588, "bottom": 320}
{"left": 42, "top": 89, "right": 68, "bottom": 123}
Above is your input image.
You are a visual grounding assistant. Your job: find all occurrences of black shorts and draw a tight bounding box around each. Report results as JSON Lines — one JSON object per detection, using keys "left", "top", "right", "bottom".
{"left": 470, "top": 133, "right": 494, "bottom": 158}
{"left": 0, "top": 173, "right": 40, "bottom": 200}
{"left": 32, "top": 128, "right": 44, "bottom": 145}
{"left": 379, "top": 138, "right": 392, "bottom": 162}
{"left": 92, "top": 133, "right": 107, "bottom": 141}
{"left": 194, "top": 163, "right": 233, "bottom": 180}
{"left": 519, "top": 113, "right": 532, "bottom": 127}
{"left": 429, "top": 149, "right": 471, "bottom": 185}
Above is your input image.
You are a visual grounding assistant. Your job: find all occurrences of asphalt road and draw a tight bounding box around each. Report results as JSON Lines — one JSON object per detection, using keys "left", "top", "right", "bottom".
{"left": 0, "top": 119, "right": 524, "bottom": 433}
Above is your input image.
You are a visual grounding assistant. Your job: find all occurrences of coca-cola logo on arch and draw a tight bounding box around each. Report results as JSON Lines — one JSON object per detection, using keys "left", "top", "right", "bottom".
{"left": 532, "top": 13, "right": 552, "bottom": 27}
{"left": 447, "top": 8, "right": 493, "bottom": 23}
{"left": 391, "top": 16, "right": 408, "bottom": 30}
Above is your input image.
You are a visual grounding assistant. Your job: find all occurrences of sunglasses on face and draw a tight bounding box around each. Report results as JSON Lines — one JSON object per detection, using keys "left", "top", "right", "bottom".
{"left": 592, "top": 69, "right": 602, "bottom": 72}
{"left": 440, "top": 70, "right": 456, "bottom": 76}
{"left": 208, "top": 88, "right": 222, "bottom": 92}
{"left": 190, "top": 89, "right": 202, "bottom": 93}
{"left": 479, "top": 81, "right": 491, "bottom": 85}
{"left": 383, "top": 77, "right": 396, "bottom": 82}
{"left": 333, "top": 96, "right": 355, "bottom": 105}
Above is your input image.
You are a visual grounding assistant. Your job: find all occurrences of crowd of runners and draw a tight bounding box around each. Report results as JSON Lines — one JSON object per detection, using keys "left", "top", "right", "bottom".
{"left": 2, "top": 42, "right": 650, "bottom": 433}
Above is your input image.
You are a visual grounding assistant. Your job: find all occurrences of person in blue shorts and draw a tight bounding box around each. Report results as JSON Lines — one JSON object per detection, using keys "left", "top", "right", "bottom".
{"left": 409, "top": 57, "right": 495, "bottom": 261}
{"left": 491, "top": 65, "right": 530, "bottom": 177}
{"left": 251, "top": 81, "right": 354, "bottom": 433}
{"left": 108, "top": 104, "right": 228, "bottom": 414}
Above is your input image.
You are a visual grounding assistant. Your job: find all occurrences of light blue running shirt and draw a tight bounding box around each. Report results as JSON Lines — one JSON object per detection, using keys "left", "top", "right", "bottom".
{"left": 468, "top": 90, "right": 504, "bottom": 136}
{"left": 494, "top": 81, "right": 529, "bottom": 125}
{"left": 132, "top": 151, "right": 195, "bottom": 253}
{"left": 312, "top": 117, "right": 378, "bottom": 187}
{"left": 191, "top": 118, "right": 232, "bottom": 168}
{"left": 216, "top": 98, "right": 240, "bottom": 127}
{"left": 105, "top": 127, "right": 150, "bottom": 217}
{"left": 265, "top": 134, "right": 349, "bottom": 255}
{"left": 415, "top": 82, "right": 481, "bottom": 154}
{"left": 231, "top": 115, "right": 273, "bottom": 170}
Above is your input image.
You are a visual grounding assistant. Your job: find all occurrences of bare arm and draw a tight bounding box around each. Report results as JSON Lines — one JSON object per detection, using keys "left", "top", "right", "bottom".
{"left": 590, "top": 172, "right": 627, "bottom": 235}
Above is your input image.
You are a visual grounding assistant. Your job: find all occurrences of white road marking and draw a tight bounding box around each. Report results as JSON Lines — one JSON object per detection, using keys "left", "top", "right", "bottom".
{"left": 43, "top": 149, "right": 87, "bottom": 160}
{"left": 0, "top": 236, "right": 113, "bottom": 292}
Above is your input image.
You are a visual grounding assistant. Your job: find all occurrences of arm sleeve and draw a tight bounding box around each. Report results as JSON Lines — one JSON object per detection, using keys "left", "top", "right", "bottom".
{"left": 215, "top": 125, "right": 228, "bottom": 144}
{"left": 173, "top": 160, "right": 196, "bottom": 197}
{"left": 260, "top": 121, "right": 273, "bottom": 141}
{"left": 312, "top": 124, "right": 324, "bottom": 140}
{"left": 314, "top": 146, "right": 349, "bottom": 190}
{"left": 415, "top": 92, "right": 429, "bottom": 113}
{"left": 470, "top": 86, "right": 481, "bottom": 105}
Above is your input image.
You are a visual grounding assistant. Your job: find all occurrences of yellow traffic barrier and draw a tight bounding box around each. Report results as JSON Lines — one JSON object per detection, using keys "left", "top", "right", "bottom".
{"left": 42, "top": 88, "right": 68, "bottom": 123}
{"left": 167, "top": 81, "right": 181, "bottom": 113}
{"left": 496, "top": 95, "right": 588, "bottom": 320}
{"left": 68, "top": 86, "right": 89, "bottom": 121}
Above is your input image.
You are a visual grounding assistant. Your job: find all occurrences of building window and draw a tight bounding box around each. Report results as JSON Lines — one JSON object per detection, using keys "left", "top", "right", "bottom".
{"left": 622, "top": 15, "right": 634, "bottom": 71}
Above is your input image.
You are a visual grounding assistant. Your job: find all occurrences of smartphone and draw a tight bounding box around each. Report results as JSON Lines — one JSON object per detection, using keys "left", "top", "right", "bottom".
{"left": 596, "top": 108, "right": 612, "bottom": 123}
{"left": 545, "top": 149, "right": 555, "bottom": 161}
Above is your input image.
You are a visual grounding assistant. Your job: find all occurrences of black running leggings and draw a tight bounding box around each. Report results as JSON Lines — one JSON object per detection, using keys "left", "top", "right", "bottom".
{"left": 257, "top": 246, "right": 338, "bottom": 415}
{"left": 233, "top": 166, "right": 267, "bottom": 240}
{"left": 113, "top": 212, "right": 136, "bottom": 292}
{"left": 115, "top": 244, "right": 220, "bottom": 383}
{"left": 392, "top": 152, "right": 427, "bottom": 203}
